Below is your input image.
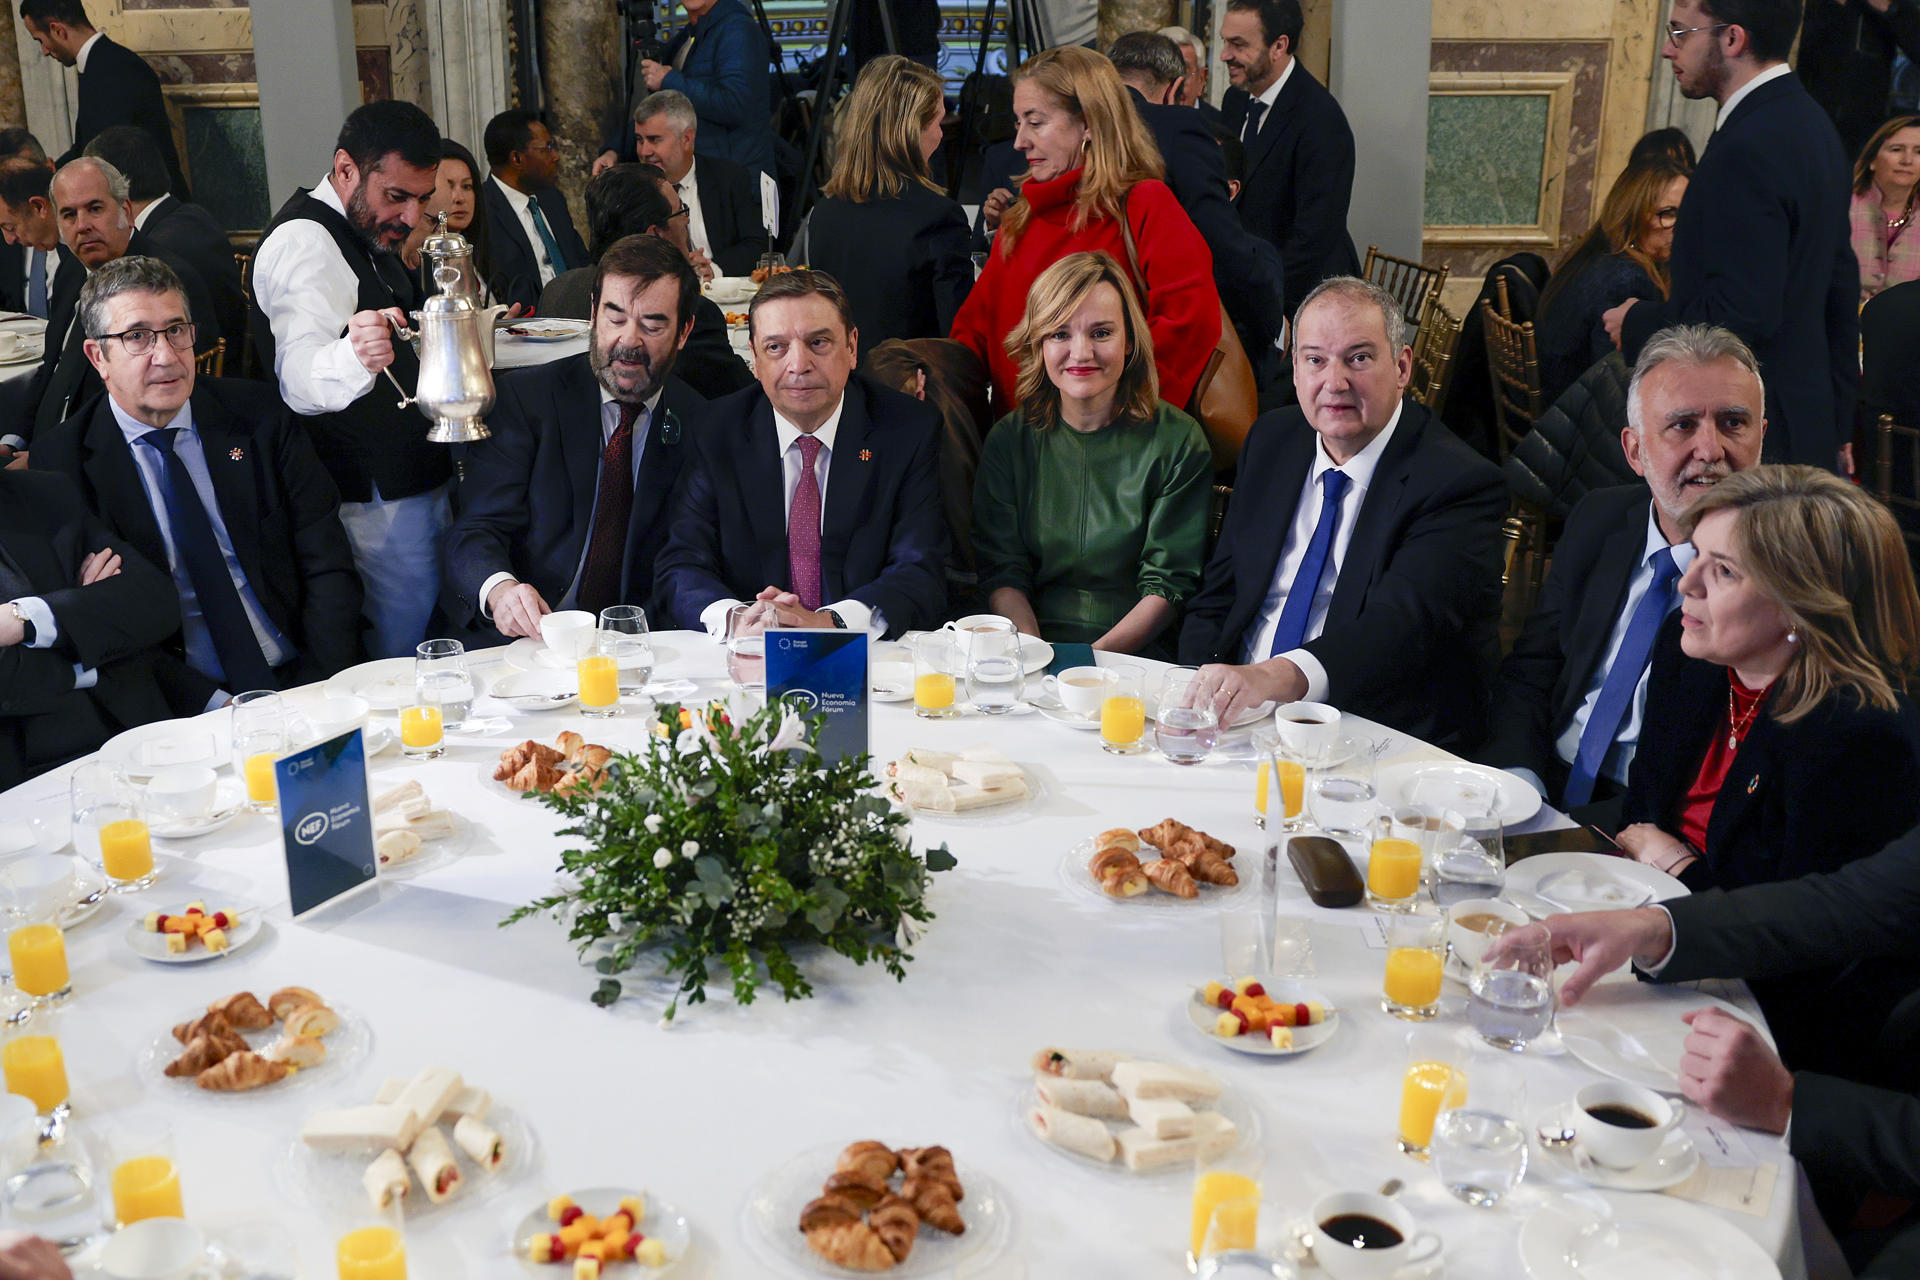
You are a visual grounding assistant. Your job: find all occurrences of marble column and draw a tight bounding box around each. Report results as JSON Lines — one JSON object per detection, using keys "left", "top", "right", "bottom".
{"left": 1331, "top": 0, "right": 1434, "bottom": 261}
{"left": 420, "top": 0, "right": 511, "bottom": 153}
{"left": 0, "top": 14, "right": 24, "bottom": 131}
{"left": 388, "top": 0, "right": 434, "bottom": 115}
{"left": 11, "top": 11, "right": 72, "bottom": 160}
{"left": 1098, "top": 0, "right": 1174, "bottom": 48}
{"left": 537, "top": 0, "right": 619, "bottom": 226}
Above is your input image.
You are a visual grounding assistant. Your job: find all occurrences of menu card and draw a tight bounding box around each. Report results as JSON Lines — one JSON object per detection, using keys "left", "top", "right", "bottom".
{"left": 275, "top": 729, "right": 378, "bottom": 917}
{"left": 765, "top": 628, "right": 869, "bottom": 764}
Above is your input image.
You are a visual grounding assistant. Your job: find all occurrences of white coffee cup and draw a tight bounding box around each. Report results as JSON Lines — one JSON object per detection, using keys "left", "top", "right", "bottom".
{"left": 304, "top": 695, "right": 371, "bottom": 743}
{"left": 1572, "top": 1080, "right": 1685, "bottom": 1169}
{"left": 0, "top": 1093, "right": 36, "bottom": 1177}
{"left": 1275, "top": 701, "right": 1341, "bottom": 758}
{"left": 942, "top": 614, "right": 1018, "bottom": 659}
{"left": 1444, "top": 898, "right": 1529, "bottom": 970}
{"left": 1310, "top": 1191, "right": 1442, "bottom": 1280}
{"left": 539, "top": 610, "right": 597, "bottom": 660}
{"left": 1044, "top": 666, "right": 1109, "bottom": 717}
{"left": 99, "top": 1217, "right": 207, "bottom": 1280}
{"left": 0, "top": 853, "right": 79, "bottom": 921}
{"left": 144, "top": 766, "right": 219, "bottom": 824}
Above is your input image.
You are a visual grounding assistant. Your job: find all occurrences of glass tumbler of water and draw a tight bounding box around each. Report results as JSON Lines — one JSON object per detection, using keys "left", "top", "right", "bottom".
{"left": 1429, "top": 1051, "right": 1529, "bottom": 1207}
{"left": 414, "top": 639, "right": 473, "bottom": 730}
{"left": 1468, "top": 926, "right": 1556, "bottom": 1051}
{"left": 1154, "top": 666, "right": 1219, "bottom": 765}
{"left": 597, "top": 605, "right": 653, "bottom": 693}
{"left": 1310, "top": 741, "right": 1383, "bottom": 840}
{"left": 964, "top": 618, "right": 1023, "bottom": 714}
{"left": 725, "top": 603, "right": 767, "bottom": 691}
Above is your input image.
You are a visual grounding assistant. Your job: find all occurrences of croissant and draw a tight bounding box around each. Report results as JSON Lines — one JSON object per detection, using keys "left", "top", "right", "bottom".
{"left": 268, "top": 986, "right": 325, "bottom": 1021}
{"left": 820, "top": 1169, "right": 888, "bottom": 1208}
{"left": 555, "top": 730, "right": 586, "bottom": 764}
{"left": 1087, "top": 844, "right": 1140, "bottom": 882}
{"left": 869, "top": 1195, "right": 919, "bottom": 1262}
{"left": 509, "top": 758, "right": 563, "bottom": 793}
{"left": 1138, "top": 818, "right": 1194, "bottom": 850}
{"left": 836, "top": 1141, "right": 898, "bottom": 1183}
{"left": 281, "top": 1003, "right": 339, "bottom": 1039}
{"left": 797, "top": 1193, "right": 864, "bottom": 1232}
{"left": 166, "top": 1033, "right": 239, "bottom": 1077}
{"left": 172, "top": 1009, "right": 233, "bottom": 1044}
{"left": 196, "top": 1051, "right": 290, "bottom": 1091}
{"left": 210, "top": 991, "right": 273, "bottom": 1031}
{"left": 897, "top": 1146, "right": 963, "bottom": 1200}
{"left": 1143, "top": 857, "right": 1199, "bottom": 898}
{"left": 1095, "top": 828, "right": 1141, "bottom": 853}
{"left": 1191, "top": 829, "right": 1235, "bottom": 860}
{"left": 804, "top": 1222, "right": 895, "bottom": 1271}
{"left": 493, "top": 742, "right": 533, "bottom": 781}
{"left": 262, "top": 1034, "right": 327, "bottom": 1068}
{"left": 1169, "top": 837, "right": 1238, "bottom": 886}
{"left": 901, "top": 1176, "right": 965, "bottom": 1234}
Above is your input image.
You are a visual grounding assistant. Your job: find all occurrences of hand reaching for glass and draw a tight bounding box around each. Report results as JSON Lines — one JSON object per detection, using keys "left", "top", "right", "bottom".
{"left": 1485, "top": 909, "right": 1675, "bottom": 1007}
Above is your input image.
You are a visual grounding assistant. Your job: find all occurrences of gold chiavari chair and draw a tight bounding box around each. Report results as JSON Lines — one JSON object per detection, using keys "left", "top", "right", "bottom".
{"left": 1362, "top": 245, "right": 1450, "bottom": 329}
{"left": 193, "top": 338, "right": 226, "bottom": 379}
{"left": 1480, "top": 293, "right": 1545, "bottom": 465}
{"left": 1408, "top": 300, "right": 1463, "bottom": 418}
{"left": 1499, "top": 500, "right": 1553, "bottom": 653}
{"left": 1875, "top": 413, "right": 1920, "bottom": 559}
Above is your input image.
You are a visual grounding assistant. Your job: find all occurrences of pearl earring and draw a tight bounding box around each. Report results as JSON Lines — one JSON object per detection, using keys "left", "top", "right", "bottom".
{"left": 1787, "top": 629, "right": 1798, "bottom": 643}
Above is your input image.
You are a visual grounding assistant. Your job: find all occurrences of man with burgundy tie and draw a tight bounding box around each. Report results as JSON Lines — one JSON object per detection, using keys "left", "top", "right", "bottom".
{"left": 1179, "top": 277, "right": 1506, "bottom": 750}
{"left": 31, "top": 256, "right": 363, "bottom": 712}
{"left": 654, "top": 269, "right": 947, "bottom": 639}
{"left": 442, "top": 234, "right": 707, "bottom": 641}
{"left": 1481, "top": 325, "right": 1768, "bottom": 814}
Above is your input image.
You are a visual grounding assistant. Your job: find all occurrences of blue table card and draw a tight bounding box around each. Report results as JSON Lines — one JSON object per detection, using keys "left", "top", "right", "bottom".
{"left": 765, "top": 628, "right": 869, "bottom": 764}
{"left": 276, "top": 728, "right": 378, "bottom": 917}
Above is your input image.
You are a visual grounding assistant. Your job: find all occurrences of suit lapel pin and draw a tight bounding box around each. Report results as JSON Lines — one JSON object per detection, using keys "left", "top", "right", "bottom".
{"left": 1746, "top": 775, "right": 1760, "bottom": 795}
{"left": 228, "top": 447, "right": 244, "bottom": 461}
{"left": 858, "top": 448, "right": 872, "bottom": 462}
{"left": 661, "top": 409, "right": 681, "bottom": 446}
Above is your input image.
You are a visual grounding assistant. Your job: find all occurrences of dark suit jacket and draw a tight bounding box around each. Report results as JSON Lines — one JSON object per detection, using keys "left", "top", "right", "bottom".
{"left": 1178, "top": 399, "right": 1508, "bottom": 749}
{"left": 1862, "top": 278, "right": 1920, "bottom": 423}
{"left": 1799, "top": 0, "right": 1920, "bottom": 160}
{"left": 57, "top": 35, "right": 188, "bottom": 199}
{"left": 689, "top": 152, "right": 768, "bottom": 279}
{"left": 31, "top": 378, "right": 364, "bottom": 708}
{"left": 1131, "top": 87, "right": 1286, "bottom": 352}
{"left": 443, "top": 354, "right": 705, "bottom": 636}
{"left": 1480, "top": 484, "right": 1657, "bottom": 797}
{"left": 139, "top": 195, "right": 247, "bottom": 358}
{"left": 0, "top": 468, "right": 179, "bottom": 789}
{"left": 654, "top": 375, "right": 948, "bottom": 634}
{"left": 1221, "top": 65, "right": 1361, "bottom": 316}
{"left": 1620, "top": 72, "right": 1857, "bottom": 467}
{"left": 481, "top": 177, "right": 590, "bottom": 311}
{"left": 807, "top": 183, "right": 973, "bottom": 350}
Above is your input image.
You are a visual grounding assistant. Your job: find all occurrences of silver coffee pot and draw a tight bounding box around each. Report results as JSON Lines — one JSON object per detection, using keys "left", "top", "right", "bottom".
{"left": 382, "top": 214, "right": 505, "bottom": 443}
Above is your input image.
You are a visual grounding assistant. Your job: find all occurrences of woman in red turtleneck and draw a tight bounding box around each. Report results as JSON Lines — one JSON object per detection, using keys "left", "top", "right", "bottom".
{"left": 949, "top": 45, "right": 1220, "bottom": 413}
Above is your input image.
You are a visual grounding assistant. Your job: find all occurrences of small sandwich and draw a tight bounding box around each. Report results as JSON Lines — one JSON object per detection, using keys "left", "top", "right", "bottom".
{"left": 391, "top": 1066, "right": 464, "bottom": 1133}
{"left": 375, "top": 1078, "right": 491, "bottom": 1124}
{"left": 376, "top": 830, "right": 422, "bottom": 867}
{"left": 452, "top": 1114, "right": 505, "bottom": 1171}
{"left": 406, "top": 1126, "right": 462, "bottom": 1203}
{"left": 1026, "top": 1103, "right": 1116, "bottom": 1163}
{"left": 363, "top": 1147, "right": 409, "bottom": 1210}
{"left": 301, "top": 1104, "right": 421, "bottom": 1154}
{"left": 372, "top": 780, "right": 430, "bottom": 819}
{"left": 1033, "top": 1074, "right": 1129, "bottom": 1120}
{"left": 1030, "top": 1047, "right": 1129, "bottom": 1081}
{"left": 1111, "top": 1060, "right": 1224, "bottom": 1104}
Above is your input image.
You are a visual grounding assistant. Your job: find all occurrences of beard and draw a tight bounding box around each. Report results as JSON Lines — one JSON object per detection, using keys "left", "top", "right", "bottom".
{"left": 1678, "top": 40, "right": 1730, "bottom": 101}
{"left": 345, "top": 180, "right": 412, "bottom": 254}
{"left": 591, "top": 333, "right": 674, "bottom": 403}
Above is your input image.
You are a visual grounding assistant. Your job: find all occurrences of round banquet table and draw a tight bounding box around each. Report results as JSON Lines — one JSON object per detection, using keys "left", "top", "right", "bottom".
{"left": 1, "top": 635, "right": 1808, "bottom": 1278}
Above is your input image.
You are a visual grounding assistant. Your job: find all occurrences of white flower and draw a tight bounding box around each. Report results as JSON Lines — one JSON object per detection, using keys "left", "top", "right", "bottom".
{"left": 674, "top": 727, "right": 704, "bottom": 756}
{"left": 644, "top": 814, "right": 664, "bottom": 834}
{"left": 652, "top": 848, "right": 672, "bottom": 869}
{"left": 681, "top": 840, "right": 700, "bottom": 859}
{"left": 759, "top": 707, "right": 810, "bottom": 757}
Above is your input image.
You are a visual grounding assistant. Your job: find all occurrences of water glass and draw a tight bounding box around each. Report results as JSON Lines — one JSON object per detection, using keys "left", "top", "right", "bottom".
{"left": 755, "top": 251, "right": 788, "bottom": 275}
{"left": 1099, "top": 665, "right": 1147, "bottom": 755}
{"left": 725, "top": 603, "right": 767, "bottom": 691}
{"left": 1430, "top": 1053, "right": 1528, "bottom": 1207}
{"left": 230, "top": 689, "right": 288, "bottom": 815}
{"left": 1309, "top": 750, "right": 1379, "bottom": 841}
{"left": 415, "top": 638, "right": 473, "bottom": 730}
{"left": 69, "top": 763, "right": 155, "bottom": 893}
{"left": 1219, "top": 908, "right": 1270, "bottom": 978}
{"left": 913, "top": 633, "right": 962, "bottom": 719}
{"left": 2, "top": 1103, "right": 96, "bottom": 1251}
{"left": 963, "top": 618, "right": 1023, "bottom": 714}
{"left": 1381, "top": 912, "right": 1446, "bottom": 1021}
{"left": 1271, "top": 916, "right": 1314, "bottom": 978}
{"left": 598, "top": 605, "right": 654, "bottom": 693}
{"left": 1468, "top": 925, "right": 1556, "bottom": 1051}
{"left": 1154, "top": 667, "right": 1219, "bottom": 765}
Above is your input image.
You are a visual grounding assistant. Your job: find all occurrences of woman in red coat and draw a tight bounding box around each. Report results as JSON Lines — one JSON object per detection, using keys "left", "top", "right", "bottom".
{"left": 950, "top": 45, "right": 1221, "bottom": 413}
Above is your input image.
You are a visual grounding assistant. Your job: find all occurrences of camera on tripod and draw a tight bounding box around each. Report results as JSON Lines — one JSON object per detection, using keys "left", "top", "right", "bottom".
{"left": 619, "top": 0, "right": 668, "bottom": 64}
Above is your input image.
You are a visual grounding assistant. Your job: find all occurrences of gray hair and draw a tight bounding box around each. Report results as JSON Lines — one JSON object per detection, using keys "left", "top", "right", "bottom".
{"left": 633, "top": 89, "right": 697, "bottom": 135}
{"left": 1109, "top": 31, "right": 1187, "bottom": 89}
{"left": 79, "top": 254, "right": 189, "bottom": 341}
{"left": 1292, "top": 275, "right": 1408, "bottom": 353}
{"left": 52, "top": 154, "right": 129, "bottom": 205}
{"left": 1625, "top": 323, "right": 1766, "bottom": 435}
{"left": 1159, "top": 24, "right": 1207, "bottom": 61}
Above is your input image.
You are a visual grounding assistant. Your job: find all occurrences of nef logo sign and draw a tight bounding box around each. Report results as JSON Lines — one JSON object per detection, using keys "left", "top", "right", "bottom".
{"left": 293, "top": 811, "right": 332, "bottom": 846}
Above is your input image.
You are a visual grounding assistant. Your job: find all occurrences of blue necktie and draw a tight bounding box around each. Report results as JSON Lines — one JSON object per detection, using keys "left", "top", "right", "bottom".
{"left": 1563, "top": 546, "right": 1682, "bottom": 807}
{"left": 136, "top": 428, "right": 278, "bottom": 693}
{"left": 528, "top": 199, "right": 569, "bottom": 275}
{"left": 1270, "top": 469, "right": 1351, "bottom": 657}
{"left": 1241, "top": 98, "right": 1268, "bottom": 143}
{"left": 25, "top": 249, "right": 45, "bottom": 318}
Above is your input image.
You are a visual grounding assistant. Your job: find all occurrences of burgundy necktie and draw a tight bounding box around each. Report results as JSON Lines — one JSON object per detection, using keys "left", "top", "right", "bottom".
{"left": 577, "top": 401, "right": 642, "bottom": 616}
{"left": 788, "top": 433, "right": 824, "bottom": 610}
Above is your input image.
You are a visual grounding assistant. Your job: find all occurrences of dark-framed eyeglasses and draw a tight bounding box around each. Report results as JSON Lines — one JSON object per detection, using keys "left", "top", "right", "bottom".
{"left": 664, "top": 204, "right": 691, "bottom": 221}
{"left": 96, "top": 321, "right": 195, "bottom": 356}
{"left": 1665, "top": 21, "right": 1730, "bottom": 45}
{"left": 1653, "top": 206, "right": 1681, "bottom": 229}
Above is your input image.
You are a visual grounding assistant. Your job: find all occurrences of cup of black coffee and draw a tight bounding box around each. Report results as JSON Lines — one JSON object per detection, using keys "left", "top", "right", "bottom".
{"left": 1309, "top": 1191, "right": 1442, "bottom": 1280}
{"left": 1571, "top": 1080, "right": 1685, "bottom": 1168}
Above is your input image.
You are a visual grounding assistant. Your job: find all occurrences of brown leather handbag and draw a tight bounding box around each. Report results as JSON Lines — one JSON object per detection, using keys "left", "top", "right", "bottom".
{"left": 1116, "top": 197, "right": 1260, "bottom": 473}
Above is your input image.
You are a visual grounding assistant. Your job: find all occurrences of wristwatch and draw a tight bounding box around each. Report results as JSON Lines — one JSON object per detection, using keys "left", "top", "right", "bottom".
{"left": 8, "top": 601, "right": 33, "bottom": 645}
{"left": 823, "top": 609, "right": 847, "bottom": 629}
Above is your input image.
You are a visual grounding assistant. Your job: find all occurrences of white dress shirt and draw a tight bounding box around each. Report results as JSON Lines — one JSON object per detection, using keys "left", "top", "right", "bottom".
{"left": 132, "top": 192, "right": 170, "bottom": 233}
{"left": 1716, "top": 62, "right": 1792, "bottom": 130}
{"left": 677, "top": 158, "right": 713, "bottom": 262}
{"left": 1242, "top": 54, "right": 1296, "bottom": 142}
{"left": 1239, "top": 401, "right": 1405, "bottom": 701}
{"left": 479, "top": 387, "right": 664, "bottom": 619}
{"left": 697, "top": 395, "right": 882, "bottom": 637}
{"left": 73, "top": 30, "right": 103, "bottom": 73}
{"left": 491, "top": 177, "right": 560, "bottom": 287}
{"left": 7, "top": 594, "right": 93, "bottom": 689}
{"left": 251, "top": 173, "right": 383, "bottom": 416}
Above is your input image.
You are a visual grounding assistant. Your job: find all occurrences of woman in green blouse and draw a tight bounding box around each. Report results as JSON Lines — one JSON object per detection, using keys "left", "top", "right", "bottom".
{"left": 972, "top": 251, "right": 1212, "bottom": 656}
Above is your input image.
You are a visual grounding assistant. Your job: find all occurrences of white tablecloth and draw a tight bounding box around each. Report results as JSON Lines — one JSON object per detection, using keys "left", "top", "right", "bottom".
{"left": 1, "top": 635, "right": 1805, "bottom": 1277}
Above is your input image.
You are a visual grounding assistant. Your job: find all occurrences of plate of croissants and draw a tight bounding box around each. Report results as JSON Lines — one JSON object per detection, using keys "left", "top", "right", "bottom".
{"left": 742, "top": 1141, "right": 1011, "bottom": 1277}
{"left": 488, "top": 732, "right": 616, "bottom": 799}
{"left": 140, "top": 987, "right": 369, "bottom": 1099}
{"left": 1059, "top": 820, "right": 1247, "bottom": 911}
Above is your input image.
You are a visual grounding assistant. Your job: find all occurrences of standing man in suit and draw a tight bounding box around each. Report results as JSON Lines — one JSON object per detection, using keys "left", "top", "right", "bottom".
{"left": 1605, "top": 0, "right": 1858, "bottom": 472}
{"left": 1179, "top": 277, "right": 1507, "bottom": 749}
{"left": 83, "top": 126, "right": 246, "bottom": 354}
{"left": 18, "top": 0, "right": 188, "bottom": 198}
{"left": 1481, "top": 324, "right": 1767, "bottom": 811}
{"left": 480, "top": 109, "right": 589, "bottom": 311}
{"left": 655, "top": 269, "right": 947, "bottom": 636}
{"left": 1219, "top": 0, "right": 1360, "bottom": 321}
{"left": 628, "top": 90, "right": 767, "bottom": 280}
{"left": 593, "top": 0, "right": 774, "bottom": 183}
{"left": 249, "top": 100, "right": 445, "bottom": 660}
{"left": 33, "top": 256, "right": 361, "bottom": 711}
{"left": 0, "top": 467, "right": 179, "bottom": 789}
{"left": 446, "top": 235, "right": 705, "bottom": 641}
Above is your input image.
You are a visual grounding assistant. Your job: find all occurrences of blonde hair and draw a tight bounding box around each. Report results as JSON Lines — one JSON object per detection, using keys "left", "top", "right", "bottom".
{"left": 1004, "top": 251, "right": 1158, "bottom": 428}
{"left": 821, "top": 56, "right": 946, "bottom": 203}
{"left": 999, "top": 46, "right": 1165, "bottom": 253}
{"left": 1682, "top": 465, "right": 1920, "bottom": 723}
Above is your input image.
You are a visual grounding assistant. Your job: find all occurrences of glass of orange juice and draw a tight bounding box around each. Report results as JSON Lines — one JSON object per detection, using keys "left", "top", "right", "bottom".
{"left": 2, "top": 1027, "right": 69, "bottom": 1120}
{"left": 230, "top": 689, "right": 287, "bottom": 814}
{"left": 1398, "top": 1027, "right": 1467, "bottom": 1158}
{"left": 913, "top": 634, "right": 961, "bottom": 719}
{"left": 1189, "top": 1145, "right": 1262, "bottom": 1270}
{"left": 7, "top": 923, "right": 68, "bottom": 1006}
{"left": 334, "top": 1200, "right": 407, "bottom": 1280}
{"left": 1252, "top": 732, "right": 1309, "bottom": 832}
{"left": 399, "top": 705, "right": 444, "bottom": 760}
{"left": 70, "top": 762, "right": 157, "bottom": 892}
{"left": 1366, "top": 836, "right": 1425, "bottom": 912}
{"left": 1099, "top": 665, "right": 1147, "bottom": 755}
{"left": 109, "top": 1122, "right": 183, "bottom": 1226}
{"left": 1382, "top": 911, "right": 1446, "bottom": 1020}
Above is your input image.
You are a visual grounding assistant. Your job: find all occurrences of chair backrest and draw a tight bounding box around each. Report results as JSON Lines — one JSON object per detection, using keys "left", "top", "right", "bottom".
{"left": 1362, "top": 245, "right": 1450, "bottom": 330}
{"left": 1498, "top": 499, "right": 1554, "bottom": 653}
{"left": 1408, "top": 300, "right": 1463, "bottom": 419}
{"left": 1207, "top": 484, "right": 1233, "bottom": 557}
{"left": 1480, "top": 298, "right": 1544, "bottom": 464}
{"left": 1875, "top": 414, "right": 1920, "bottom": 556}
{"left": 194, "top": 338, "right": 226, "bottom": 379}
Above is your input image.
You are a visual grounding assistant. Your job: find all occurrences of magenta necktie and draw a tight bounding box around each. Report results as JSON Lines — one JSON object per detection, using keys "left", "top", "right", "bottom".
{"left": 788, "top": 433, "right": 824, "bottom": 610}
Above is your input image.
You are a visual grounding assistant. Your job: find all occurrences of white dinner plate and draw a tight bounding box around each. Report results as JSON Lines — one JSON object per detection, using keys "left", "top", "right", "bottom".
{"left": 324, "top": 657, "right": 418, "bottom": 711}
{"left": 282, "top": 1102, "right": 532, "bottom": 1219}
{"left": 504, "top": 637, "right": 672, "bottom": 673}
{"left": 141, "top": 998, "right": 371, "bottom": 1103}
{"left": 740, "top": 1143, "right": 1012, "bottom": 1278}
{"left": 98, "top": 716, "right": 232, "bottom": 777}
{"left": 1185, "top": 977, "right": 1338, "bottom": 1057}
{"left": 1015, "top": 1057, "right": 1262, "bottom": 1180}
{"left": 484, "top": 667, "right": 579, "bottom": 710}
{"left": 1502, "top": 853, "right": 1687, "bottom": 919}
{"left": 148, "top": 779, "right": 250, "bottom": 841}
{"left": 1375, "top": 761, "right": 1542, "bottom": 827}
{"left": 124, "top": 906, "right": 264, "bottom": 964}
{"left": 1518, "top": 1191, "right": 1780, "bottom": 1280}
{"left": 500, "top": 318, "right": 590, "bottom": 341}
{"left": 0, "top": 341, "right": 44, "bottom": 367}
{"left": 1059, "top": 836, "right": 1247, "bottom": 910}
{"left": 1556, "top": 978, "right": 1771, "bottom": 1094}
{"left": 1531, "top": 1104, "right": 1700, "bottom": 1192}
{"left": 889, "top": 764, "right": 1045, "bottom": 827}
{"left": 511, "top": 1187, "right": 691, "bottom": 1275}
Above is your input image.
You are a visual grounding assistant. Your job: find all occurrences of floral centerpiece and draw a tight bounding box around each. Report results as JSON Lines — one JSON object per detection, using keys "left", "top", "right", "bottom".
{"left": 504, "top": 700, "right": 955, "bottom": 1019}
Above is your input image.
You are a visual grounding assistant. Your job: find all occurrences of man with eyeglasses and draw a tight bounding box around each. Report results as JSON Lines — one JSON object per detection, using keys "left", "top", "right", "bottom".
{"left": 31, "top": 255, "right": 362, "bottom": 712}
{"left": 481, "top": 109, "right": 589, "bottom": 310}
{"left": 1601, "top": 0, "right": 1858, "bottom": 474}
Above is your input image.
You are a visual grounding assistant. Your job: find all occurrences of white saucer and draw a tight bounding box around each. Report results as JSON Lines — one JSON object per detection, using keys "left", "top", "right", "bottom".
{"left": 149, "top": 780, "right": 249, "bottom": 840}
{"left": 1533, "top": 1105, "right": 1699, "bottom": 1191}
{"left": 485, "top": 667, "right": 579, "bottom": 710}
{"left": 1033, "top": 700, "right": 1100, "bottom": 729}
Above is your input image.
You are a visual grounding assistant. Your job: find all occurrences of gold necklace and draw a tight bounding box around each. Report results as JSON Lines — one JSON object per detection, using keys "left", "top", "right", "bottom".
{"left": 1726, "top": 679, "right": 1769, "bottom": 750}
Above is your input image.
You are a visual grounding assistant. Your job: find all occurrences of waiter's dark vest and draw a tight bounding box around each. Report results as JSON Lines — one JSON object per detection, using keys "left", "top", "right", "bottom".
{"left": 249, "top": 189, "right": 449, "bottom": 504}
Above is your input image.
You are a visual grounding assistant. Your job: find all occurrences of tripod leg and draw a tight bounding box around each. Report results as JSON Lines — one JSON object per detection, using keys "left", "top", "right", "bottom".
{"left": 792, "top": 0, "right": 856, "bottom": 225}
